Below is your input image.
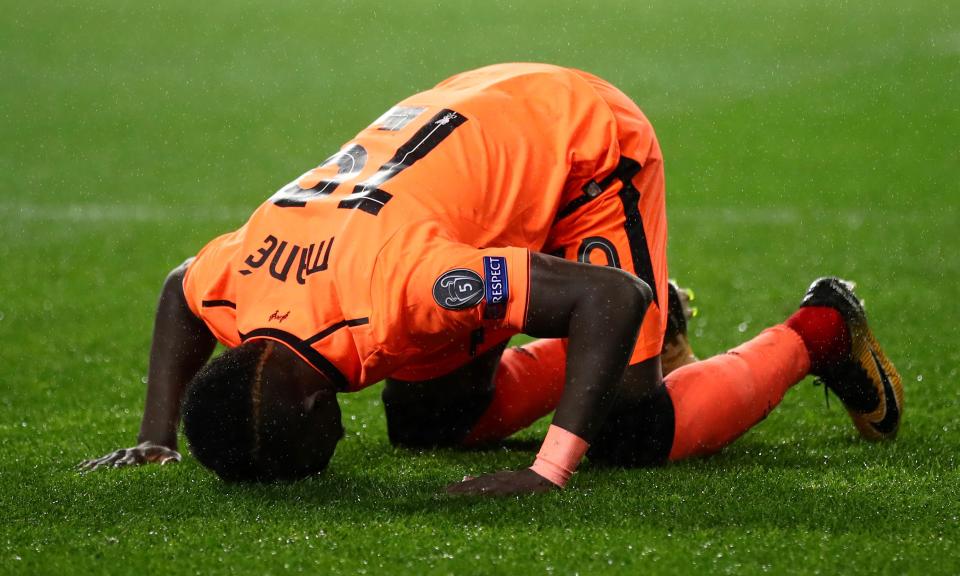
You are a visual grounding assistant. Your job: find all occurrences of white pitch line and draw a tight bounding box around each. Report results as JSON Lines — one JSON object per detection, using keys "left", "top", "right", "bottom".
{"left": 1, "top": 202, "right": 251, "bottom": 223}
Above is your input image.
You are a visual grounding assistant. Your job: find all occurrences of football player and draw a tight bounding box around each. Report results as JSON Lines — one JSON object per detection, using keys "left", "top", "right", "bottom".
{"left": 81, "top": 64, "right": 903, "bottom": 495}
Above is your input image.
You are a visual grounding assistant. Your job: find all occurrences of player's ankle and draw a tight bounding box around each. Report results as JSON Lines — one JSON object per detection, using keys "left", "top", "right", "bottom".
{"left": 785, "top": 306, "right": 850, "bottom": 374}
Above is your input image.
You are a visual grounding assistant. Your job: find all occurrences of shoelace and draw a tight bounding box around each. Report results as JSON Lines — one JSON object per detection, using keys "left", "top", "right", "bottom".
{"left": 813, "top": 378, "right": 831, "bottom": 409}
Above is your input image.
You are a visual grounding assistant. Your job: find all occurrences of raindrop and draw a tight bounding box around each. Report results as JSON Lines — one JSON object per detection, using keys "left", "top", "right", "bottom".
{"left": 916, "top": 374, "right": 923, "bottom": 382}
{"left": 737, "top": 322, "right": 748, "bottom": 333}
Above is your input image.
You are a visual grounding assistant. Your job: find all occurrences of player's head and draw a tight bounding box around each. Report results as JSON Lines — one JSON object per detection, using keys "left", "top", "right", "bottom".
{"left": 182, "top": 340, "right": 343, "bottom": 482}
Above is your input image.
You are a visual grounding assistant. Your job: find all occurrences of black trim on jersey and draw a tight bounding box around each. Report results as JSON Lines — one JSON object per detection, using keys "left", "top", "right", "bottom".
{"left": 554, "top": 193, "right": 595, "bottom": 222}
{"left": 239, "top": 328, "right": 349, "bottom": 390}
{"left": 555, "top": 157, "right": 643, "bottom": 222}
{"left": 273, "top": 144, "right": 369, "bottom": 208}
{"left": 338, "top": 109, "right": 468, "bottom": 216}
{"left": 577, "top": 236, "right": 622, "bottom": 269}
{"left": 201, "top": 299, "right": 237, "bottom": 309}
{"left": 520, "top": 250, "right": 532, "bottom": 331}
{"left": 303, "top": 317, "right": 370, "bottom": 346}
{"left": 615, "top": 158, "right": 659, "bottom": 308}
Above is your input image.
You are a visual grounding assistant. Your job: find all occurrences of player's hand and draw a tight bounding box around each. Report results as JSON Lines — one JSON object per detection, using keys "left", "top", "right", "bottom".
{"left": 78, "top": 441, "right": 181, "bottom": 472}
{"left": 445, "top": 468, "right": 558, "bottom": 496}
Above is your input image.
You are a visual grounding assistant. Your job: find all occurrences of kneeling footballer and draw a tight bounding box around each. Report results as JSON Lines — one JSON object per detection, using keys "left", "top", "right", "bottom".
{"left": 82, "top": 63, "right": 904, "bottom": 495}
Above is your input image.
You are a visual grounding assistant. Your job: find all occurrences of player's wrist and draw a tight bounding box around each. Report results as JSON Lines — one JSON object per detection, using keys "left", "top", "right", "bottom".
{"left": 136, "top": 430, "right": 178, "bottom": 450}
{"left": 529, "top": 424, "right": 590, "bottom": 488}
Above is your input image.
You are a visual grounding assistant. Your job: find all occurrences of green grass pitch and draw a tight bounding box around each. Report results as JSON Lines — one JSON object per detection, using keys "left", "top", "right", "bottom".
{"left": 2, "top": 1, "right": 958, "bottom": 574}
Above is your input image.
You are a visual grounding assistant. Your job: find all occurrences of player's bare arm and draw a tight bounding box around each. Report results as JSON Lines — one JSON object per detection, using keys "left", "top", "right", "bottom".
{"left": 446, "top": 253, "right": 652, "bottom": 496}
{"left": 79, "top": 260, "right": 216, "bottom": 471}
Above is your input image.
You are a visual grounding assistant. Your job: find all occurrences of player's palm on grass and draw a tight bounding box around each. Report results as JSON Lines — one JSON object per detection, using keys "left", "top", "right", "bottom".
{"left": 445, "top": 468, "right": 557, "bottom": 496}
{"left": 79, "top": 441, "right": 181, "bottom": 472}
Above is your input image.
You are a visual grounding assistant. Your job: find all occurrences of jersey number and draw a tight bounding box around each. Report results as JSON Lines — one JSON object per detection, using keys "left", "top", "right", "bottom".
{"left": 271, "top": 109, "right": 467, "bottom": 216}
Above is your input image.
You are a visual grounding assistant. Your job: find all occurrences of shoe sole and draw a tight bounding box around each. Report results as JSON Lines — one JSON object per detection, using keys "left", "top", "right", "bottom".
{"left": 848, "top": 321, "right": 904, "bottom": 440}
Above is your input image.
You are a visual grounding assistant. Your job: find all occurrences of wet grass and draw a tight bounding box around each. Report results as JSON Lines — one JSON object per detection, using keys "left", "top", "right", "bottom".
{"left": 1, "top": 1, "right": 958, "bottom": 574}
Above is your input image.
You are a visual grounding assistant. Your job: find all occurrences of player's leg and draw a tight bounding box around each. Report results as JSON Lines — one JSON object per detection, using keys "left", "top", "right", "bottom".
{"left": 590, "top": 278, "right": 904, "bottom": 467}
{"left": 660, "top": 324, "right": 810, "bottom": 461}
{"left": 546, "top": 77, "right": 898, "bottom": 465}
{"left": 588, "top": 322, "right": 809, "bottom": 465}
{"left": 460, "top": 279, "right": 696, "bottom": 447}
{"left": 451, "top": 279, "right": 695, "bottom": 447}
{"left": 383, "top": 338, "right": 566, "bottom": 448}
{"left": 461, "top": 338, "right": 567, "bottom": 445}
{"left": 382, "top": 341, "right": 507, "bottom": 448}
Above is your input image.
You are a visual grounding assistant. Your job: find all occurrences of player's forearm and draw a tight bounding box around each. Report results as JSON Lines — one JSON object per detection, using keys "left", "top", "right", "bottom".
{"left": 549, "top": 290, "right": 646, "bottom": 439}
{"left": 137, "top": 265, "right": 216, "bottom": 448}
{"left": 524, "top": 254, "right": 650, "bottom": 486}
{"left": 526, "top": 255, "right": 650, "bottom": 439}
{"left": 547, "top": 274, "right": 649, "bottom": 440}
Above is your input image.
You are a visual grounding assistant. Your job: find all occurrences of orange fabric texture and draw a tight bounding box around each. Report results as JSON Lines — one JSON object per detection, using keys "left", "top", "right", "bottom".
{"left": 665, "top": 325, "right": 811, "bottom": 461}
{"left": 462, "top": 338, "right": 567, "bottom": 445}
{"left": 545, "top": 71, "right": 668, "bottom": 364}
{"left": 182, "top": 63, "right": 667, "bottom": 390}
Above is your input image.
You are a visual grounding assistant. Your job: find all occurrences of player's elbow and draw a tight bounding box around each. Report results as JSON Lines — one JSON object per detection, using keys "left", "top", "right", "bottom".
{"left": 164, "top": 258, "right": 193, "bottom": 287}
{"left": 625, "top": 274, "right": 653, "bottom": 316}
{"left": 158, "top": 259, "right": 196, "bottom": 317}
{"left": 599, "top": 268, "right": 652, "bottom": 326}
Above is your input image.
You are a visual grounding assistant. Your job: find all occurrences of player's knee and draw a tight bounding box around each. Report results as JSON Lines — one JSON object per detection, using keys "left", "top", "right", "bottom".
{"left": 588, "top": 384, "right": 675, "bottom": 468}
{"left": 381, "top": 385, "right": 452, "bottom": 448}
{"left": 385, "top": 423, "right": 459, "bottom": 449}
{"left": 382, "top": 380, "right": 491, "bottom": 449}
{"left": 383, "top": 414, "right": 465, "bottom": 449}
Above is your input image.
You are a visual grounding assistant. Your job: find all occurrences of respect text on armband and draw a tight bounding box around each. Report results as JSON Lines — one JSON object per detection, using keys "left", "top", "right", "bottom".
{"left": 482, "top": 256, "right": 509, "bottom": 320}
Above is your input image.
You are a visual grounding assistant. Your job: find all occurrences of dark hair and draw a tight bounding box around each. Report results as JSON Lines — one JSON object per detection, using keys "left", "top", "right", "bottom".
{"left": 182, "top": 340, "right": 341, "bottom": 482}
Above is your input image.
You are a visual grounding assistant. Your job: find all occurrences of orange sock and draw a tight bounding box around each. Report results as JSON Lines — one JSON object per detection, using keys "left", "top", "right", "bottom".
{"left": 462, "top": 339, "right": 567, "bottom": 446}
{"left": 666, "top": 324, "right": 810, "bottom": 461}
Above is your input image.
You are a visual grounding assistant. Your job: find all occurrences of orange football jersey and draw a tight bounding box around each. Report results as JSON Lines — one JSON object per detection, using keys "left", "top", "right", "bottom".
{"left": 182, "top": 63, "right": 665, "bottom": 390}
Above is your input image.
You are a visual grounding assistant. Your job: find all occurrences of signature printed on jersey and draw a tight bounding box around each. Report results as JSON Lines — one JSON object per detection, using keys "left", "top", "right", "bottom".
{"left": 268, "top": 309, "right": 290, "bottom": 323}
{"left": 240, "top": 234, "right": 334, "bottom": 285}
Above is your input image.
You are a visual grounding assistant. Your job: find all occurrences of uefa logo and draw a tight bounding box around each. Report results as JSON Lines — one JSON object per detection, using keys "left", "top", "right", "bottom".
{"left": 432, "top": 269, "right": 485, "bottom": 310}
